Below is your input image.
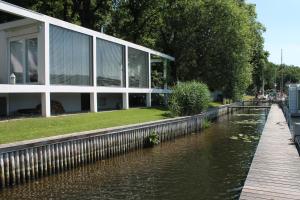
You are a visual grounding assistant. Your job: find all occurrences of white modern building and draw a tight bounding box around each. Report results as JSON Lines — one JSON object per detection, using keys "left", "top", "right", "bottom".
{"left": 0, "top": 1, "right": 174, "bottom": 117}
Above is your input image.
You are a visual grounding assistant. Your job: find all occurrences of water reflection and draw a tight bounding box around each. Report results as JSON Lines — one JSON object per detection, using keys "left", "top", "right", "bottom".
{"left": 0, "top": 109, "right": 267, "bottom": 200}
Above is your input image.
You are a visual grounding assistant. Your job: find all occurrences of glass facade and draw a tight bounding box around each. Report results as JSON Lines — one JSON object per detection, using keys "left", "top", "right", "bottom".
{"left": 50, "top": 25, "right": 92, "bottom": 86}
{"left": 128, "top": 47, "right": 149, "bottom": 88}
{"left": 10, "top": 38, "right": 38, "bottom": 84}
{"left": 151, "top": 55, "right": 165, "bottom": 89}
{"left": 96, "top": 39, "right": 125, "bottom": 87}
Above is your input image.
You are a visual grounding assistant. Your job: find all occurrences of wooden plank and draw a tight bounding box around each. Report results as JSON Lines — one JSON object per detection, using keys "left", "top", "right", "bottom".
{"left": 229, "top": 106, "right": 271, "bottom": 109}
{"left": 240, "top": 104, "right": 300, "bottom": 199}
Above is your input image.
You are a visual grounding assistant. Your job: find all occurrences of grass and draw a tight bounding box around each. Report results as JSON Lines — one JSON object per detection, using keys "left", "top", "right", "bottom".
{"left": 208, "top": 101, "right": 223, "bottom": 108}
{"left": 242, "top": 95, "right": 255, "bottom": 101}
{"left": 0, "top": 108, "right": 169, "bottom": 144}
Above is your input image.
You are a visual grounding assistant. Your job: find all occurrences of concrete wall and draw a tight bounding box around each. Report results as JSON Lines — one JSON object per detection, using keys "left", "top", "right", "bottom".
{"left": 51, "top": 93, "right": 81, "bottom": 113}
{"left": 8, "top": 93, "right": 40, "bottom": 114}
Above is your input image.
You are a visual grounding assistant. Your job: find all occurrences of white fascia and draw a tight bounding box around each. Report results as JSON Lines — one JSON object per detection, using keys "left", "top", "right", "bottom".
{"left": 0, "top": 84, "right": 171, "bottom": 94}
{"left": 0, "top": 0, "right": 175, "bottom": 61}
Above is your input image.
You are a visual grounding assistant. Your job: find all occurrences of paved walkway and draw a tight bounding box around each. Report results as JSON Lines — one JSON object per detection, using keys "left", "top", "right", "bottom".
{"left": 240, "top": 104, "right": 300, "bottom": 200}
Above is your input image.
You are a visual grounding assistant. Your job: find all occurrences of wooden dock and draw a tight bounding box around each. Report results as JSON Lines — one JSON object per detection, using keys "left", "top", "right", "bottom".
{"left": 229, "top": 106, "right": 271, "bottom": 109}
{"left": 240, "top": 104, "right": 300, "bottom": 199}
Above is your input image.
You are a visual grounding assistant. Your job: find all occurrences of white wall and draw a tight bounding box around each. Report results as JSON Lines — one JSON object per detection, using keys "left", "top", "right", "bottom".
{"left": 51, "top": 93, "right": 81, "bottom": 113}
{"left": 8, "top": 93, "right": 40, "bottom": 113}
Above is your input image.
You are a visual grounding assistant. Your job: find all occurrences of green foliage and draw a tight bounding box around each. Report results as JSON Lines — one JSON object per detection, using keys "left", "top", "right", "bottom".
{"left": 151, "top": 70, "right": 165, "bottom": 89}
{"left": 229, "top": 134, "right": 259, "bottom": 143}
{"left": 169, "top": 81, "right": 210, "bottom": 116}
{"left": 147, "top": 131, "right": 160, "bottom": 146}
{"left": 203, "top": 118, "right": 211, "bottom": 129}
{"left": 208, "top": 102, "right": 223, "bottom": 108}
{"left": 257, "top": 62, "right": 300, "bottom": 93}
{"left": 223, "top": 98, "right": 232, "bottom": 105}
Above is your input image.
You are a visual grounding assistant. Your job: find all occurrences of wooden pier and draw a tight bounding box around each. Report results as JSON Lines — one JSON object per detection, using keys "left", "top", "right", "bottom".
{"left": 240, "top": 104, "right": 300, "bottom": 199}
{"left": 229, "top": 106, "right": 271, "bottom": 109}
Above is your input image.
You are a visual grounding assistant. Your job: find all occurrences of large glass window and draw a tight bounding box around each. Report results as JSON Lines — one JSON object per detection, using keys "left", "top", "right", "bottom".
{"left": 151, "top": 55, "right": 165, "bottom": 89}
{"left": 128, "top": 48, "right": 149, "bottom": 88}
{"left": 10, "top": 38, "right": 38, "bottom": 84}
{"left": 50, "top": 25, "right": 92, "bottom": 86}
{"left": 96, "top": 39, "right": 125, "bottom": 87}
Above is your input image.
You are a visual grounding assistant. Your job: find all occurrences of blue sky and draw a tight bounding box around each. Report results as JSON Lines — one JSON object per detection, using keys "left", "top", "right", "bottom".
{"left": 247, "top": 0, "right": 300, "bottom": 66}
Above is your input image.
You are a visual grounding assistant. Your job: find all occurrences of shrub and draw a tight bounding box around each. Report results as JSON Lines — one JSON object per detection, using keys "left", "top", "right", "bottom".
{"left": 203, "top": 118, "right": 212, "bottom": 129}
{"left": 168, "top": 81, "right": 211, "bottom": 116}
{"left": 145, "top": 131, "right": 160, "bottom": 147}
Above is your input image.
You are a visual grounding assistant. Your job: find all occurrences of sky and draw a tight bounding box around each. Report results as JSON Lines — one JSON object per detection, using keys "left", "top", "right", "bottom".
{"left": 247, "top": 0, "right": 300, "bottom": 66}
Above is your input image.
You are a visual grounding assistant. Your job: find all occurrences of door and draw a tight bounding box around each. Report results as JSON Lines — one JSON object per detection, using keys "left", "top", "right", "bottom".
{"left": 0, "top": 97, "right": 7, "bottom": 117}
{"left": 9, "top": 37, "right": 38, "bottom": 84}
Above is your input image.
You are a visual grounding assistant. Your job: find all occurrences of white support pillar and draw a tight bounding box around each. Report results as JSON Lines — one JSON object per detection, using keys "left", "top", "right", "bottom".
{"left": 146, "top": 93, "right": 151, "bottom": 107}
{"left": 123, "top": 92, "right": 129, "bottom": 109}
{"left": 90, "top": 92, "right": 97, "bottom": 112}
{"left": 164, "top": 93, "right": 169, "bottom": 106}
{"left": 147, "top": 53, "right": 152, "bottom": 108}
{"left": 41, "top": 92, "right": 51, "bottom": 117}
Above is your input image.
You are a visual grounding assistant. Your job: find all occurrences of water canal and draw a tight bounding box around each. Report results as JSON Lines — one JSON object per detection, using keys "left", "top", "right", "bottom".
{"left": 0, "top": 108, "right": 268, "bottom": 200}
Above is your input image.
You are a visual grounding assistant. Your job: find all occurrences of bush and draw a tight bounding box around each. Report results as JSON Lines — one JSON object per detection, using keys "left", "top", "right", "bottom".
{"left": 203, "top": 118, "right": 211, "bottom": 129}
{"left": 168, "top": 81, "right": 211, "bottom": 116}
{"left": 145, "top": 131, "right": 160, "bottom": 147}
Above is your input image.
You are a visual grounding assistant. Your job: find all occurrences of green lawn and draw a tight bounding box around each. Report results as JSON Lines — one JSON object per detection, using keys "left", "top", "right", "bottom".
{"left": 0, "top": 108, "right": 169, "bottom": 144}
{"left": 242, "top": 95, "right": 255, "bottom": 101}
{"left": 208, "top": 101, "right": 223, "bottom": 108}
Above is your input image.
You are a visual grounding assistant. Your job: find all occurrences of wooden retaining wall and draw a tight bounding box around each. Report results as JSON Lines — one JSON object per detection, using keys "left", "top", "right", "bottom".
{"left": 0, "top": 104, "right": 238, "bottom": 188}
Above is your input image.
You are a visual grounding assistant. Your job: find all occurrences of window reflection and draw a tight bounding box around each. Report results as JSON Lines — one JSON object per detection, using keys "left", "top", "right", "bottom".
{"left": 128, "top": 48, "right": 149, "bottom": 88}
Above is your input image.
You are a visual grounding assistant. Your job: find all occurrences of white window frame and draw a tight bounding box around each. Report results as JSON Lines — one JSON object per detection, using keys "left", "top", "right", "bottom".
{"left": 8, "top": 33, "right": 39, "bottom": 84}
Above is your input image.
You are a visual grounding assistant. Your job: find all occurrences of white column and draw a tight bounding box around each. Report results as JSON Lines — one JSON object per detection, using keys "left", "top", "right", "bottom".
{"left": 90, "top": 92, "right": 97, "bottom": 112}
{"left": 147, "top": 53, "right": 152, "bottom": 108}
{"left": 41, "top": 22, "right": 51, "bottom": 117}
{"left": 123, "top": 92, "right": 129, "bottom": 109}
{"left": 146, "top": 93, "right": 151, "bottom": 107}
{"left": 41, "top": 92, "right": 51, "bottom": 117}
{"left": 164, "top": 93, "right": 169, "bottom": 106}
{"left": 90, "top": 36, "right": 98, "bottom": 113}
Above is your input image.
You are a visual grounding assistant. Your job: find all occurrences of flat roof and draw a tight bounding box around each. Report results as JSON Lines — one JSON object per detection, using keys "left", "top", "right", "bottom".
{"left": 0, "top": 0, "right": 175, "bottom": 61}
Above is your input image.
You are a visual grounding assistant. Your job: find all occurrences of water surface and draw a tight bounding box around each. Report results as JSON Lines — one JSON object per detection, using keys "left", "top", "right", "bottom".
{"left": 0, "top": 109, "right": 267, "bottom": 200}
